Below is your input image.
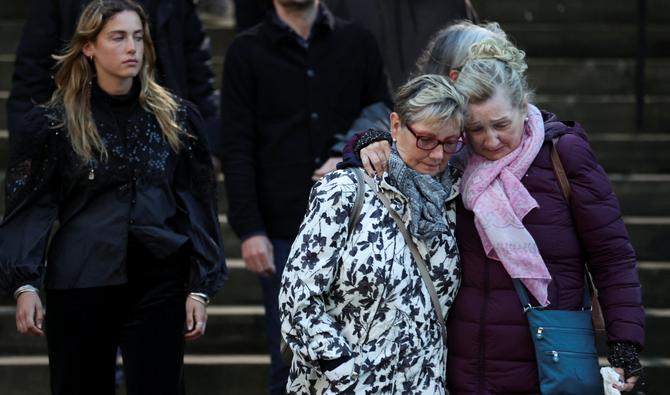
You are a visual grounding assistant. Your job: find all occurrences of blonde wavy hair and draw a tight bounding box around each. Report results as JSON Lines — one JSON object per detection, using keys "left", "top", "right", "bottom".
{"left": 394, "top": 74, "right": 466, "bottom": 130}
{"left": 47, "top": 0, "right": 183, "bottom": 163}
{"left": 455, "top": 36, "right": 531, "bottom": 109}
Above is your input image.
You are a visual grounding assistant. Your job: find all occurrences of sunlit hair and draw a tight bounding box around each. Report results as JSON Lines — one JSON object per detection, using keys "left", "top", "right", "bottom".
{"left": 394, "top": 74, "right": 466, "bottom": 130}
{"left": 47, "top": 0, "right": 183, "bottom": 162}
{"left": 455, "top": 36, "right": 531, "bottom": 109}
{"left": 415, "top": 21, "right": 508, "bottom": 77}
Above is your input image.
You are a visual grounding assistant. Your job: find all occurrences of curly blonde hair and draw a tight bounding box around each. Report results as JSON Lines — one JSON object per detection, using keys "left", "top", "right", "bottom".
{"left": 456, "top": 35, "right": 531, "bottom": 109}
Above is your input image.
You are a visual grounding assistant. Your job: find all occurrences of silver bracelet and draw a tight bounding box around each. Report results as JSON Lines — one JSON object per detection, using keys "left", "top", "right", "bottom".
{"left": 13, "top": 285, "right": 39, "bottom": 300}
{"left": 188, "top": 292, "right": 210, "bottom": 306}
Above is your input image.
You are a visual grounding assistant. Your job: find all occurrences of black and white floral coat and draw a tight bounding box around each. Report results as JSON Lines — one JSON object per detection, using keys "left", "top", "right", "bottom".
{"left": 279, "top": 167, "right": 461, "bottom": 394}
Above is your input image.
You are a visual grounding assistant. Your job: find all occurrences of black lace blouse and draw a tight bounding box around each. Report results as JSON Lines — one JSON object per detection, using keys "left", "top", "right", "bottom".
{"left": 0, "top": 81, "right": 226, "bottom": 296}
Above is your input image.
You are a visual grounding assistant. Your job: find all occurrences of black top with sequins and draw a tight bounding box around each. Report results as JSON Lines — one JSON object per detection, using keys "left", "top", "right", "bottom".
{"left": 0, "top": 81, "right": 226, "bottom": 296}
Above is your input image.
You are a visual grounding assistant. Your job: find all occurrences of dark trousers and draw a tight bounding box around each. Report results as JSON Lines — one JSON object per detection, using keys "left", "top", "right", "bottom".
{"left": 259, "top": 239, "right": 291, "bottom": 395}
{"left": 45, "top": 239, "right": 188, "bottom": 395}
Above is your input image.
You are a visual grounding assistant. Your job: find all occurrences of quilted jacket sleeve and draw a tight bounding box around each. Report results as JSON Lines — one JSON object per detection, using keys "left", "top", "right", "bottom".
{"left": 279, "top": 170, "right": 358, "bottom": 366}
{"left": 556, "top": 134, "right": 644, "bottom": 348}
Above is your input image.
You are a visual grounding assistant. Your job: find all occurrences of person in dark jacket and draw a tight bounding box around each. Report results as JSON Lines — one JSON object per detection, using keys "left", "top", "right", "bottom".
{"left": 0, "top": 2, "right": 226, "bottom": 394}
{"left": 325, "top": 0, "right": 478, "bottom": 89}
{"left": 347, "top": 21, "right": 645, "bottom": 395}
{"left": 219, "top": 0, "right": 391, "bottom": 393}
{"left": 7, "top": 0, "right": 221, "bottom": 156}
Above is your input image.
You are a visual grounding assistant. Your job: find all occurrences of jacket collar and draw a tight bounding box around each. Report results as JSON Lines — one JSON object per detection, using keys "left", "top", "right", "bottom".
{"left": 90, "top": 78, "right": 141, "bottom": 108}
{"left": 262, "top": 3, "right": 335, "bottom": 45}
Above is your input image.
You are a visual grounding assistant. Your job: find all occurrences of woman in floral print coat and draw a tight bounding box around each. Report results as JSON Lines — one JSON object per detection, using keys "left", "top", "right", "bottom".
{"left": 279, "top": 74, "right": 465, "bottom": 394}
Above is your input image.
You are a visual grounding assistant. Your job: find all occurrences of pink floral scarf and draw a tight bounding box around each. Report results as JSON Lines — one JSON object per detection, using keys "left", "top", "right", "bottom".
{"left": 461, "top": 104, "right": 552, "bottom": 306}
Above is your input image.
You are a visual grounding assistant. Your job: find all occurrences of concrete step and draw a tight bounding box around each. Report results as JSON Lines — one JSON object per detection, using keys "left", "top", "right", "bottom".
{"left": 1, "top": 129, "right": 670, "bottom": 182}
{"left": 500, "top": 23, "right": 670, "bottom": 58}
{"left": 212, "top": 260, "right": 262, "bottom": 305}
{"left": 526, "top": 58, "right": 670, "bottom": 96}
{"left": 2, "top": 258, "right": 667, "bottom": 307}
{"left": 214, "top": 261, "right": 670, "bottom": 310}
{"left": 591, "top": 136, "right": 670, "bottom": 174}
{"left": 611, "top": 175, "right": 670, "bottom": 216}
{"left": 0, "top": 281, "right": 668, "bottom": 354}
{"left": 205, "top": 258, "right": 670, "bottom": 310}
{"left": 534, "top": 94, "right": 670, "bottom": 133}
{"left": 2, "top": 94, "right": 669, "bottom": 133}
{"left": 188, "top": 260, "right": 670, "bottom": 310}
{"left": 0, "top": 344, "right": 667, "bottom": 394}
{"left": 0, "top": 170, "right": 669, "bottom": 216}
{"left": 624, "top": 217, "right": 670, "bottom": 261}
{"left": 5, "top": 0, "right": 670, "bottom": 25}
{"left": 0, "top": 207, "right": 668, "bottom": 263}
{"left": 2, "top": 56, "right": 670, "bottom": 96}
{"left": 1, "top": 257, "right": 666, "bottom": 307}
{"left": 0, "top": 358, "right": 269, "bottom": 395}
{"left": 0, "top": 55, "right": 12, "bottom": 91}
{"left": 639, "top": 262, "right": 670, "bottom": 308}
{"left": 210, "top": 22, "right": 670, "bottom": 59}
{"left": 625, "top": 217, "right": 670, "bottom": 261}
{"left": 0, "top": 361, "right": 668, "bottom": 395}
{"left": 0, "top": 21, "right": 22, "bottom": 56}
{"left": 475, "top": 0, "right": 670, "bottom": 24}
{"left": 1, "top": 180, "right": 669, "bottom": 261}
{"left": 0, "top": 304, "right": 269, "bottom": 356}
{"left": 4, "top": 19, "right": 669, "bottom": 60}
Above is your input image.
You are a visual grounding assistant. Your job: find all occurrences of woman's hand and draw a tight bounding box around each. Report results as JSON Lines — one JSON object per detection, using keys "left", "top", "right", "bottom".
{"left": 16, "top": 292, "right": 44, "bottom": 336}
{"left": 184, "top": 296, "right": 207, "bottom": 341}
{"left": 612, "top": 367, "right": 639, "bottom": 392}
{"left": 360, "top": 141, "right": 391, "bottom": 176}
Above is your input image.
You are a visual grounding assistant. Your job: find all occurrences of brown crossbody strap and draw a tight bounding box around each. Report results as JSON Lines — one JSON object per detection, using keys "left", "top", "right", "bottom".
{"left": 550, "top": 137, "right": 571, "bottom": 201}
{"left": 361, "top": 173, "right": 448, "bottom": 345}
{"left": 550, "top": 137, "right": 606, "bottom": 331}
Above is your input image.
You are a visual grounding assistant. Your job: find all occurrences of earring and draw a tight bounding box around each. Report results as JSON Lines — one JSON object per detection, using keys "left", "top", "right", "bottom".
{"left": 88, "top": 55, "right": 93, "bottom": 62}
{"left": 392, "top": 138, "right": 397, "bottom": 143}
{"left": 524, "top": 117, "right": 529, "bottom": 122}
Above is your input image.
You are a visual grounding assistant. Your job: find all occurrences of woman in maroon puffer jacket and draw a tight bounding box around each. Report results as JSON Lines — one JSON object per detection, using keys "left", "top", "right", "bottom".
{"left": 349, "top": 21, "right": 644, "bottom": 394}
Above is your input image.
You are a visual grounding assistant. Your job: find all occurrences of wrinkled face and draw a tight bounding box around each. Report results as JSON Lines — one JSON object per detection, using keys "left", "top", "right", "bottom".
{"left": 83, "top": 10, "right": 144, "bottom": 87}
{"left": 464, "top": 90, "right": 527, "bottom": 161}
{"left": 390, "top": 113, "right": 462, "bottom": 176}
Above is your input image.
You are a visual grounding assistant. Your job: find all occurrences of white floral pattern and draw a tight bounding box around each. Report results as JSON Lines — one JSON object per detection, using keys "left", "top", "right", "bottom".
{"left": 279, "top": 168, "right": 461, "bottom": 394}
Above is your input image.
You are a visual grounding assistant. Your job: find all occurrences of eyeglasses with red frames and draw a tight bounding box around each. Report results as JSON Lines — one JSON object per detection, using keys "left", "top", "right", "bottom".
{"left": 405, "top": 124, "right": 464, "bottom": 154}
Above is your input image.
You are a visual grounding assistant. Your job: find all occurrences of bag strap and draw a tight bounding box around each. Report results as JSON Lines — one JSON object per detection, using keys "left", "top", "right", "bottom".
{"left": 512, "top": 278, "right": 533, "bottom": 311}
{"left": 361, "top": 173, "right": 448, "bottom": 345}
{"left": 550, "top": 137, "right": 571, "bottom": 201}
{"left": 512, "top": 278, "right": 591, "bottom": 312}
{"left": 549, "top": 138, "right": 605, "bottom": 329}
{"left": 348, "top": 168, "right": 366, "bottom": 239}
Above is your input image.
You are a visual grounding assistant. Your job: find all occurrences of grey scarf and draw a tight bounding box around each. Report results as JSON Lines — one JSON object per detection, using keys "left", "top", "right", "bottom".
{"left": 387, "top": 147, "right": 454, "bottom": 240}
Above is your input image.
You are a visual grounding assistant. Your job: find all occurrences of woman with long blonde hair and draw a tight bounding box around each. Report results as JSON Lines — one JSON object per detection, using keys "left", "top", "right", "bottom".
{"left": 0, "top": 1, "right": 226, "bottom": 394}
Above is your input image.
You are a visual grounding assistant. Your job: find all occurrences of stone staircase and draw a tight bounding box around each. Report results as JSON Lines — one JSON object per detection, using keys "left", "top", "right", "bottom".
{"left": 1, "top": 0, "right": 669, "bottom": 393}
